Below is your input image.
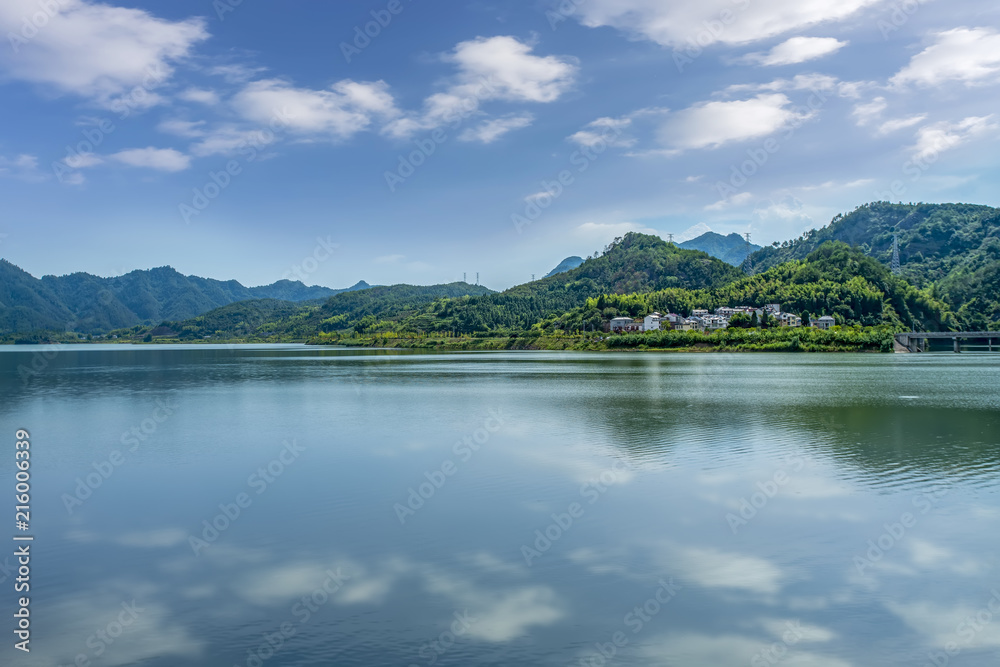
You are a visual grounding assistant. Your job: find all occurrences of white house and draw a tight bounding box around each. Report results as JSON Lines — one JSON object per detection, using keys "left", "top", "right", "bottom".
{"left": 610, "top": 317, "right": 642, "bottom": 333}
{"left": 704, "top": 316, "right": 728, "bottom": 331}
{"left": 812, "top": 315, "right": 836, "bottom": 330}
{"left": 643, "top": 312, "right": 664, "bottom": 331}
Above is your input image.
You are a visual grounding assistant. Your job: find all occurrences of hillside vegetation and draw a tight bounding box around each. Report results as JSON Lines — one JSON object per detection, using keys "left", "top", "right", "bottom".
{"left": 535, "top": 243, "right": 952, "bottom": 333}
{"left": 751, "top": 202, "right": 1000, "bottom": 328}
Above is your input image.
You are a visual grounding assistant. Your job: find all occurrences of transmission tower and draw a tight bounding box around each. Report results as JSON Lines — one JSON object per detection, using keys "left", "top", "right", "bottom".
{"left": 463, "top": 272, "right": 466, "bottom": 283}
{"left": 666, "top": 233, "right": 674, "bottom": 244}
{"left": 891, "top": 233, "right": 901, "bottom": 275}
{"left": 476, "top": 272, "right": 479, "bottom": 285}
{"left": 742, "top": 233, "right": 754, "bottom": 275}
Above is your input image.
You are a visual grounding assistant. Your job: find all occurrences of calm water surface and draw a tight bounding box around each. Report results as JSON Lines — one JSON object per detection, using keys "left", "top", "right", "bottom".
{"left": 1, "top": 345, "right": 999, "bottom": 666}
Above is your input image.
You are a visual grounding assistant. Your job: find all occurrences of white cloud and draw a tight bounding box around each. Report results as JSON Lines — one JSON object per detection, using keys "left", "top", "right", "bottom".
{"left": 575, "top": 221, "right": 659, "bottom": 245}
{"left": 671, "top": 546, "right": 784, "bottom": 594}
{"left": 178, "top": 87, "right": 219, "bottom": 105}
{"left": 877, "top": 114, "right": 927, "bottom": 135}
{"left": 0, "top": 153, "right": 45, "bottom": 181}
{"left": 706, "top": 191, "right": 754, "bottom": 210}
{"left": 205, "top": 63, "right": 267, "bottom": 83}
{"left": 910, "top": 115, "right": 997, "bottom": 162}
{"left": 676, "top": 222, "right": 713, "bottom": 242}
{"left": 888, "top": 599, "right": 1000, "bottom": 650}
{"left": 0, "top": 0, "right": 207, "bottom": 106}
{"left": 723, "top": 73, "right": 857, "bottom": 97}
{"left": 63, "top": 151, "right": 103, "bottom": 168}
{"left": 851, "top": 96, "right": 887, "bottom": 126}
{"left": 741, "top": 36, "right": 848, "bottom": 66}
{"left": 384, "top": 36, "right": 576, "bottom": 140}
{"left": 188, "top": 125, "right": 258, "bottom": 157}
{"left": 110, "top": 147, "right": 191, "bottom": 171}
{"left": 568, "top": 115, "right": 635, "bottom": 148}
{"left": 232, "top": 78, "right": 397, "bottom": 139}
{"left": 374, "top": 254, "right": 404, "bottom": 264}
{"left": 157, "top": 119, "right": 206, "bottom": 138}
{"left": 115, "top": 528, "right": 187, "bottom": 548}
{"left": 638, "top": 632, "right": 851, "bottom": 667}
{"left": 575, "top": 0, "right": 878, "bottom": 48}
{"left": 753, "top": 196, "right": 813, "bottom": 229}
{"left": 459, "top": 113, "right": 534, "bottom": 143}
{"left": 448, "top": 35, "right": 576, "bottom": 104}
{"left": 892, "top": 27, "right": 1000, "bottom": 88}
{"left": 658, "top": 93, "right": 808, "bottom": 151}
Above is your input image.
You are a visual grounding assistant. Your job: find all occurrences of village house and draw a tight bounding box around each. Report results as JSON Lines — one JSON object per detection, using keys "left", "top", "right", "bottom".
{"left": 812, "top": 315, "right": 836, "bottom": 330}
{"left": 605, "top": 303, "right": 821, "bottom": 334}
{"left": 643, "top": 312, "right": 664, "bottom": 331}
{"left": 778, "top": 312, "right": 802, "bottom": 327}
{"left": 609, "top": 316, "right": 642, "bottom": 332}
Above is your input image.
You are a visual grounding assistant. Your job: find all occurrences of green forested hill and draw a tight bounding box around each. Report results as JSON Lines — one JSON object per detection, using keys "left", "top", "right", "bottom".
{"left": 750, "top": 202, "right": 1000, "bottom": 327}
{"left": 393, "top": 233, "right": 743, "bottom": 333}
{"left": 151, "top": 282, "right": 494, "bottom": 339}
{"left": 541, "top": 243, "right": 953, "bottom": 333}
{"left": 0, "top": 261, "right": 366, "bottom": 334}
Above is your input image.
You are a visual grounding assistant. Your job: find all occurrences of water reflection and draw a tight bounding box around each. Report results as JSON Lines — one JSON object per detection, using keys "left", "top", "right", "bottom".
{"left": 0, "top": 347, "right": 998, "bottom": 666}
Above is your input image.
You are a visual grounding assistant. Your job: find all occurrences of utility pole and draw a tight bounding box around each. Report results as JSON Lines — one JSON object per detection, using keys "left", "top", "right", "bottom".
{"left": 891, "top": 232, "right": 901, "bottom": 275}
{"left": 742, "top": 233, "right": 754, "bottom": 276}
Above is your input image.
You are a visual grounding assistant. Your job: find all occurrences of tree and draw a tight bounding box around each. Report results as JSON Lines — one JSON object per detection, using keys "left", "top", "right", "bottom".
{"left": 728, "top": 312, "right": 752, "bottom": 328}
{"left": 750, "top": 311, "right": 759, "bottom": 328}
{"left": 801, "top": 311, "right": 811, "bottom": 327}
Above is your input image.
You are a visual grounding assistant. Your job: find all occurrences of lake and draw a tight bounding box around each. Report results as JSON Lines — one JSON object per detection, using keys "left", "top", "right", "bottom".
{"left": 2, "top": 345, "right": 999, "bottom": 666}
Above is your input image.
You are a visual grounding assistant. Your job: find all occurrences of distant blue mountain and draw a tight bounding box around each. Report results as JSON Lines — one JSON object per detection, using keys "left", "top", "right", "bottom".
{"left": 544, "top": 256, "right": 584, "bottom": 278}
{"left": 679, "top": 232, "right": 761, "bottom": 266}
{"left": 0, "top": 259, "right": 369, "bottom": 334}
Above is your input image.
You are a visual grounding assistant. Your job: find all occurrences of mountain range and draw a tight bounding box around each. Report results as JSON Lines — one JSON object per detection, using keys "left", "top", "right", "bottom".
{"left": 679, "top": 232, "right": 762, "bottom": 267}
{"left": 2, "top": 201, "right": 998, "bottom": 339}
{"left": 0, "top": 260, "right": 368, "bottom": 334}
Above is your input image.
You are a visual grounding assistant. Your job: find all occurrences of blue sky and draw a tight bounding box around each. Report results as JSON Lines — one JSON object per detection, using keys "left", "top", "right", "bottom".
{"left": 1, "top": 0, "right": 999, "bottom": 290}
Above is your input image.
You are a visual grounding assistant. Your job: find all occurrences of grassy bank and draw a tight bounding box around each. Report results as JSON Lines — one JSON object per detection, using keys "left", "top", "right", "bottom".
{"left": 309, "top": 325, "right": 898, "bottom": 352}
